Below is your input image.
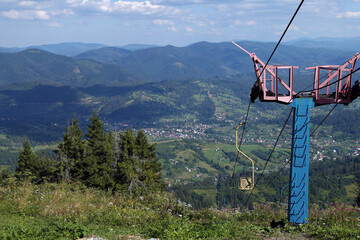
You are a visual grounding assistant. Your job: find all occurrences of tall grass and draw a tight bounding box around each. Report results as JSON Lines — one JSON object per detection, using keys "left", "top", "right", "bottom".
{"left": 1, "top": 180, "right": 360, "bottom": 239}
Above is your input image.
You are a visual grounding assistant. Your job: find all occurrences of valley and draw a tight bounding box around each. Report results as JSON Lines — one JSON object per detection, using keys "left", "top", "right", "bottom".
{"left": 0, "top": 40, "right": 359, "bottom": 210}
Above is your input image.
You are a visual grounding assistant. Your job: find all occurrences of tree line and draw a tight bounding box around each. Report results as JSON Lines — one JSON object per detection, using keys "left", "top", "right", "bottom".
{"left": 14, "top": 112, "right": 164, "bottom": 195}
{"left": 171, "top": 155, "right": 360, "bottom": 210}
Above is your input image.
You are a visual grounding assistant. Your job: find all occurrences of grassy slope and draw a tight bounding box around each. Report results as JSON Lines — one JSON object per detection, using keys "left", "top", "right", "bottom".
{"left": 158, "top": 139, "right": 290, "bottom": 184}
{"left": 0, "top": 181, "right": 359, "bottom": 240}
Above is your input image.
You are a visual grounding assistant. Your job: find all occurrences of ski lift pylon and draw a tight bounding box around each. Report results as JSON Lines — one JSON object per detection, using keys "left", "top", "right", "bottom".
{"left": 235, "top": 122, "right": 255, "bottom": 190}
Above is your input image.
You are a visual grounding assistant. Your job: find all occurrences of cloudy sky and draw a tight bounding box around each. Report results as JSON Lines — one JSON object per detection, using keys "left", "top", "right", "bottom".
{"left": 1, "top": 0, "right": 360, "bottom": 47}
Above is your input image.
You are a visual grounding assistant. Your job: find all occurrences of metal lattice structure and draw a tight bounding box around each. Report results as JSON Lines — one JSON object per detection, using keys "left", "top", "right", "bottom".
{"left": 232, "top": 41, "right": 297, "bottom": 104}
{"left": 307, "top": 53, "right": 360, "bottom": 105}
{"left": 233, "top": 41, "right": 360, "bottom": 225}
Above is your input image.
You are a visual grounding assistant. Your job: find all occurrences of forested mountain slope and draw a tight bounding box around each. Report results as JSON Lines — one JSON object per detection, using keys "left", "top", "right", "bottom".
{"left": 76, "top": 41, "right": 356, "bottom": 83}
{"left": 0, "top": 49, "right": 138, "bottom": 87}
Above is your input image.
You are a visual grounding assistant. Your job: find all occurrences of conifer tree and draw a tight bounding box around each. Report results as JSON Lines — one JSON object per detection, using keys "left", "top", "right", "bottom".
{"left": 35, "top": 152, "right": 58, "bottom": 184}
{"left": 356, "top": 180, "right": 360, "bottom": 207}
{"left": 116, "top": 129, "right": 163, "bottom": 194}
{"left": 84, "top": 112, "right": 114, "bottom": 190}
{"left": 55, "top": 115, "right": 85, "bottom": 182}
{"left": 0, "top": 168, "right": 11, "bottom": 183}
{"left": 116, "top": 128, "right": 136, "bottom": 190}
{"left": 109, "top": 131, "right": 121, "bottom": 183}
{"left": 135, "top": 130, "right": 163, "bottom": 192}
{"left": 15, "top": 137, "right": 37, "bottom": 181}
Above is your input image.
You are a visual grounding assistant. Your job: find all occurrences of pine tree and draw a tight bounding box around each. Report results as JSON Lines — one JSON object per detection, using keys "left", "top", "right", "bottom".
{"left": 35, "top": 152, "right": 57, "bottom": 183}
{"left": 84, "top": 112, "right": 114, "bottom": 190}
{"left": 109, "top": 131, "right": 121, "bottom": 183}
{"left": 0, "top": 168, "right": 11, "bottom": 183}
{"left": 135, "top": 130, "right": 164, "bottom": 192}
{"left": 116, "top": 129, "right": 164, "bottom": 194}
{"left": 55, "top": 115, "right": 85, "bottom": 182}
{"left": 356, "top": 180, "right": 360, "bottom": 207}
{"left": 116, "top": 128, "right": 136, "bottom": 191}
{"left": 15, "top": 137, "right": 38, "bottom": 181}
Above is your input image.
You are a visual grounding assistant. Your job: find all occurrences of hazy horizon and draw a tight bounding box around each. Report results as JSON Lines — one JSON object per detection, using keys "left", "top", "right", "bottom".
{"left": 1, "top": 1, "right": 360, "bottom": 48}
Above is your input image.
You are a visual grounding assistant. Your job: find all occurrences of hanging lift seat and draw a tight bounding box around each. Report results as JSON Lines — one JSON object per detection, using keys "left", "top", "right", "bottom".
{"left": 236, "top": 122, "right": 255, "bottom": 190}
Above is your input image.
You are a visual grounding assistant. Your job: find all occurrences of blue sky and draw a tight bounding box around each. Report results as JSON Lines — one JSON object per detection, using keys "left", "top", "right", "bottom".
{"left": 1, "top": 0, "right": 360, "bottom": 47}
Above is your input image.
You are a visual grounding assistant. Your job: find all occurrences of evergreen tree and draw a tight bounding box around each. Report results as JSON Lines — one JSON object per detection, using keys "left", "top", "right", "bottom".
{"left": 117, "top": 129, "right": 136, "bottom": 191}
{"left": 15, "top": 137, "right": 37, "bottom": 181}
{"left": 135, "top": 130, "right": 164, "bottom": 192}
{"left": 356, "top": 180, "right": 360, "bottom": 207}
{"left": 55, "top": 115, "right": 85, "bottom": 182}
{"left": 0, "top": 168, "right": 11, "bottom": 183}
{"left": 109, "top": 131, "right": 121, "bottom": 183}
{"left": 16, "top": 138, "right": 57, "bottom": 183}
{"left": 84, "top": 112, "right": 114, "bottom": 190}
{"left": 116, "top": 129, "right": 163, "bottom": 194}
{"left": 34, "top": 152, "right": 57, "bottom": 183}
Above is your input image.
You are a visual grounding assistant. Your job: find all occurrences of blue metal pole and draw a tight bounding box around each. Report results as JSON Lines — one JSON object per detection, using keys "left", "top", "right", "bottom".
{"left": 288, "top": 97, "right": 314, "bottom": 224}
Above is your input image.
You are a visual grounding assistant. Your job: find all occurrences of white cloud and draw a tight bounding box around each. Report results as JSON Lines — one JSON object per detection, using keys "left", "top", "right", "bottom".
{"left": 66, "top": 0, "right": 180, "bottom": 16}
{"left": 18, "top": 1, "right": 36, "bottom": 7}
{"left": 153, "top": 19, "right": 174, "bottom": 25}
{"left": 121, "top": 22, "right": 130, "bottom": 27}
{"left": 207, "top": 27, "right": 222, "bottom": 35}
{"left": 152, "top": 0, "right": 205, "bottom": 5}
{"left": 337, "top": 11, "right": 360, "bottom": 18}
{"left": 167, "top": 26, "right": 177, "bottom": 31}
{"left": 153, "top": 18, "right": 177, "bottom": 31}
{"left": 290, "top": 25, "right": 300, "bottom": 31}
{"left": 2, "top": 9, "right": 50, "bottom": 20}
{"left": 234, "top": 20, "right": 256, "bottom": 26}
{"left": 185, "top": 26, "right": 194, "bottom": 32}
{"left": 246, "top": 21, "right": 256, "bottom": 26}
{"left": 46, "top": 21, "right": 63, "bottom": 28}
{"left": 50, "top": 9, "right": 74, "bottom": 16}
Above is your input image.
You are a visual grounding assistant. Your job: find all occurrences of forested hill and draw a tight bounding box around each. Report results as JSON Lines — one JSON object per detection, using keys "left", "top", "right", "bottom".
{"left": 0, "top": 77, "right": 250, "bottom": 142}
{"left": 0, "top": 41, "right": 357, "bottom": 88}
{"left": 0, "top": 49, "right": 138, "bottom": 87}
{"left": 75, "top": 41, "right": 356, "bottom": 83}
{"left": 284, "top": 37, "right": 360, "bottom": 51}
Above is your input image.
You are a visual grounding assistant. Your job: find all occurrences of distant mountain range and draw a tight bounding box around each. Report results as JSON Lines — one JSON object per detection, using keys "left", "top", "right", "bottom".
{"left": 0, "top": 38, "right": 359, "bottom": 144}
{"left": 284, "top": 37, "right": 360, "bottom": 52}
{"left": 0, "top": 40, "right": 358, "bottom": 89}
{"left": 0, "top": 42, "right": 106, "bottom": 56}
{"left": 0, "top": 42, "right": 158, "bottom": 56}
{"left": 120, "top": 44, "right": 159, "bottom": 51}
{"left": 0, "top": 49, "right": 138, "bottom": 87}
{"left": 1, "top": 37, "right": 358, "bottom": 57}
{"left": 75, "top": 41, "right": 356, "bottom": 83}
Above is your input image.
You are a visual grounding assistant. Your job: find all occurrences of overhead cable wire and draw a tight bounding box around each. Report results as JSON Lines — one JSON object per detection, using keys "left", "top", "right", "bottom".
{"left": 296, "top": 57, "right": 358, "bottom": 94}
{"left": 239, "top": 99, "right": 252, "bottom": 148}
{"left": 297, "top": 66, "right": 360, "bottom": 95}
{"left": 264, "top": 161, "right": 290, "bottom": 190}
{"left": 231, "top": 98, "right": 252, "bottom": 181}
{"left": 258, "top": 0, "right": 305, "bottom": 78}
{"left": 243, "top": 108, "right": 292, "bottom": 206}
{"left": 241, "top": 0, "right": 305, "bottom": 206}
{"left": 265, "top": 100, "right": 341, "bottom": 190}
{"left": 310, "top": 103, "right": 339, "bottom": 137}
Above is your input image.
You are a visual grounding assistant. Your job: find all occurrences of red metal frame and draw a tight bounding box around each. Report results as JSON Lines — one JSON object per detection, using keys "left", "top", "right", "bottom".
{"left": 232, "top": 41, "right": 360, "bottom": 106}
{"left": 306, "top": 52, "right": 360, "bottom": 105}
{"left": 232, "top": 41, "right": 297, "bottom": 104}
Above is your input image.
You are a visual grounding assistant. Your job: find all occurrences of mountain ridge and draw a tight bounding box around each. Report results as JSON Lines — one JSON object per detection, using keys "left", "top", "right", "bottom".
{"left": 284, "top": 36, "right": 360, "bottom": 51}
{"left": 0, "top": 40, "right": 358, "bottom": 89}
{"left": 0, "top": 49, "right": 139, "bottom": 87}
{"left": 75, "top": 40, "right": 356, "bottom": 83}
